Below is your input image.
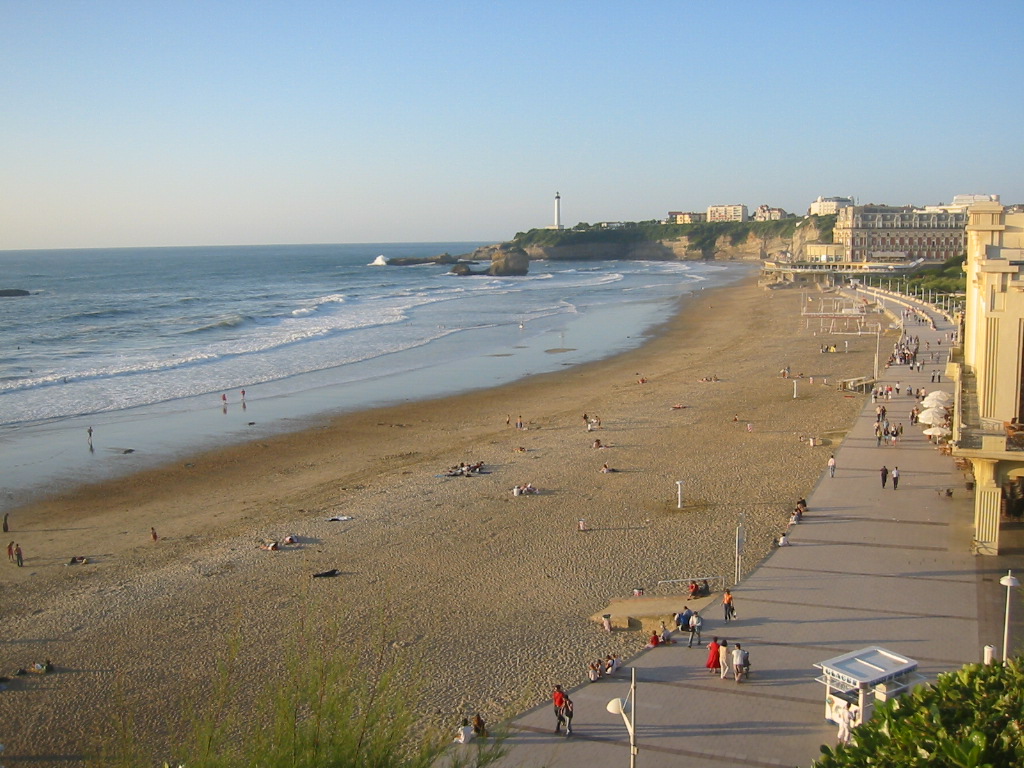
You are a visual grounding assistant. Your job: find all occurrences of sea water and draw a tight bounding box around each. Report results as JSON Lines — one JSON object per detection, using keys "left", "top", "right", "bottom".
{"left": 0, "top": 243, "right": 749, "bottom": 508}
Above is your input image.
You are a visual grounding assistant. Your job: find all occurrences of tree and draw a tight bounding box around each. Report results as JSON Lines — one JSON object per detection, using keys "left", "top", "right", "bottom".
{"left": 813, "top": 659, "right": 1024, "bottom": 768}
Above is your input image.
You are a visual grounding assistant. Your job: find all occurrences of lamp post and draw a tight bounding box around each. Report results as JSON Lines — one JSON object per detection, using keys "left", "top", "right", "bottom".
{"left": 1001, "top": 569, "right": 1020, "bottom": 663}
{"left": 606, "top": 667, "right": 637, "bottom": 768}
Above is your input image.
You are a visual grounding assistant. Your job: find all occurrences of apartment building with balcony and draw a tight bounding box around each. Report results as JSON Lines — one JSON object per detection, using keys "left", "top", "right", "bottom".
{"left": 948, "top": 201, "right": 1024, "bottom": 554}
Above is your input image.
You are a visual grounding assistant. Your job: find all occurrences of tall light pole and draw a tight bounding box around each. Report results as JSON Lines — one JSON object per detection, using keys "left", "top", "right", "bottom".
{"left": 607, "top": 667, "right": 637, "bottom": 768}
{"left": 1001, "top": 570, "right": 1020, "bottom": 663}
{"left": 873, "top": 324, "right": 881, "bottom": 379}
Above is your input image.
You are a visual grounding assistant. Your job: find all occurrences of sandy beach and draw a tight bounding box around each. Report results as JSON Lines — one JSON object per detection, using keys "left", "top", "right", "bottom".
{"left": 0, "top": 275, "right": 879, "bottom": 763}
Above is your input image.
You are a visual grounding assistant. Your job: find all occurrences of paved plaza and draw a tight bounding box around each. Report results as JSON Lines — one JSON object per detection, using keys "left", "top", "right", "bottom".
{"left": 491, "top": 291, "right": 1024, "bottom": 768}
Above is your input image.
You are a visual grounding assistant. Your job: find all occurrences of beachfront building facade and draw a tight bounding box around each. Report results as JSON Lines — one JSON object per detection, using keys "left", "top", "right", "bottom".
{"left": 834, "top": 205, "right": 968, "bottom": 263}
{"left": 754, "top": 205, "right": 788, "bottom": 222}
{"left": 707, "top": 204, "right": 748, "bottom": 223}
{"left": 948, "top": 201, "right": 1024, "bottom": 555}
{"left": 808, "top": 196, "right": 853, "bottom": 216}
{"left": 667, "top": 211, "right": 707, "bottom": 224}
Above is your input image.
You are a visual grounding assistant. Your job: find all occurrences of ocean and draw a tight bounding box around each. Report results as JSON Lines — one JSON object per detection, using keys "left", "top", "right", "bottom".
{"left": 0, "top": 243, "right": 749, "bottom": 509}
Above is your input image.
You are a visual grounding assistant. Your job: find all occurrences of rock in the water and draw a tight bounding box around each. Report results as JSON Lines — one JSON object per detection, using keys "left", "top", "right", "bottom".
{"left": 0, "top": 289, "right": 30, "bottom": 297}
{"left": 481, "top": 243, "right": 528, "bottom": 276}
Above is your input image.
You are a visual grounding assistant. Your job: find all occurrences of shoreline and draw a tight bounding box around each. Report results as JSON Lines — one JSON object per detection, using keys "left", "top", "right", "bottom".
{"left": 0, "top": 274, "right": 878, "bottom": 764}
{"left": 0, "top": 263, "right": 748, "bottom": 513}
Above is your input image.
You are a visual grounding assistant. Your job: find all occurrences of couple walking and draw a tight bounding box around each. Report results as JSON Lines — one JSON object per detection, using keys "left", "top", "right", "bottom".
{"left": 551, "top": 684, "right": 574, "bottom": 736}
{"left": 880, "top": 465, "right": 901, "bottom": 489}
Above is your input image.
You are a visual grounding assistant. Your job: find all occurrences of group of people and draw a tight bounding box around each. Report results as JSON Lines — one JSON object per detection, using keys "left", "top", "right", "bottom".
{"left": 705, "top": 636, "right": 750, "bottom": 682}
{"left": 586, "top": 654, "right": 622, "bottom": 681}
{"left": 686, "top": 579, "right": 711, "bottom": 600}
{"left": 443, "top": 461, "right": 486, "bottom": 477}
{"left": 6, "top": 541, "right": 23, "bottom": 567}
{"left": 511, "top": 483, "right": 539, "bottom": 496}
{"left": 452, "top": 713, "right": 488, "bottom": 743}
{"left": 673, "top": 606, "right": 704, "bottom": 647}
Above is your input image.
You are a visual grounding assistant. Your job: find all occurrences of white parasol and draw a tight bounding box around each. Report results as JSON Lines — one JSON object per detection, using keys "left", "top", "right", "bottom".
{"left": 922, "top": 391, "right": 953, "bottom": 406}
{"left": 922, "top": 426, "right": 951, "bottom": 436}
{"left": 917, "top": 408, "right": 948, "bottom": 425}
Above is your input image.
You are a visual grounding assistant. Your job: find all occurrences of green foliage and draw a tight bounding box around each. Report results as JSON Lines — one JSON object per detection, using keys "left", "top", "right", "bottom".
{"left": 92, "top": 624, "right": 506, "bottom": 768}
{"left": 511, "top": 217, "right": 803, "bottom": 256}
{"left": 812, "top": 659, "right": 1024, "bottom": 768}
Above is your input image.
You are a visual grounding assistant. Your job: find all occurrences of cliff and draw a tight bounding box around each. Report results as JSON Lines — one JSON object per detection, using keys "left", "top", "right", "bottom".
{"left": 508, "top": 216, "right": 834, "bottom": 263}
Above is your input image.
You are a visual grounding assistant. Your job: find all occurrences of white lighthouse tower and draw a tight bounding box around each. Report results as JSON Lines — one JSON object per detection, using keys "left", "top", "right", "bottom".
{"left": 554, "top": 191, "right": 563, "bottom": 230}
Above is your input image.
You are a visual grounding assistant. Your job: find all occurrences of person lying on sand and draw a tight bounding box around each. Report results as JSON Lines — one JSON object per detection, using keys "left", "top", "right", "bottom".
{"left": 600, "top": 463, "right": 617, "bottom": 473}
{"left": 327, "top": 515, "right": 353, "bottom": 522}
{"left": 260, "top": 540, "right": 279, "bottom": 551}
{"left": 671, "top": 404, "right": 688, "bottom": 409}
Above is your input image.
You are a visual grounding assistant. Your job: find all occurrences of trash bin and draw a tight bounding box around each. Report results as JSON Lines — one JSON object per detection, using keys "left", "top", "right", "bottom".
{"left": 984, "top": 645, "right": 997, "bottom": 665}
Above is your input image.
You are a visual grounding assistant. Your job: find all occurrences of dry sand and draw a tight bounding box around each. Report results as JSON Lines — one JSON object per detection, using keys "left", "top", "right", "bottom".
{"left": 0, "top": 276, "right": 878, "bottom": 763}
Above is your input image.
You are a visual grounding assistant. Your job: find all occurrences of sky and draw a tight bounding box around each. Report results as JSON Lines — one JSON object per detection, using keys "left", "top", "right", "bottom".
{"left": 2, "top": 0, "right": 1022, "bottom": 250}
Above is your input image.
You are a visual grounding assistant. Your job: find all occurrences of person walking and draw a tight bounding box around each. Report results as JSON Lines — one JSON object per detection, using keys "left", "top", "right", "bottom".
{"left": 7, "top": 540, "right": 14, "bottom": 562}
{"left": 828, "top": 454, "right": 836, "bottom": 478}
{"left": 552, "top": 685, "right": 567, "bottom": 734}
{"left": 14, "top": 543, "right": 23, "bottom": 567}
{"left": 723, "top": 589, "right": 736, "bottom": 622}
{"left": 562, "top": 694, "right": 574, "bottom": 737}
{"left": 706, "top": 637, "right": 721, "bottom": 674}
{"left": 718, "top": 639, "right": 730, "bottom": 679}
{"left": 892, "top": 466, "right": 900, "bottom": 490}
{"left": 688, "top": 610, "right": 703, "bottom": 647}
{"left": 880, "top": 465, "right": 889, "bottom": 488}
{"left": 732, "top": 643, "right": 749, "bottom": 683}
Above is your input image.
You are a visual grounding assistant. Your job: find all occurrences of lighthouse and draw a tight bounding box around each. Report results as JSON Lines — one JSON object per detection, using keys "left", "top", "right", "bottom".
{"left": 554, "top": 191, "right": 563, "bottom": 230}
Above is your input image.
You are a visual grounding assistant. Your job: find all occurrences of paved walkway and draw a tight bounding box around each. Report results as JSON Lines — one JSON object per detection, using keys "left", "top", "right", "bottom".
{"left": 492, "top": 291, "right": 1024, "bottom": 768}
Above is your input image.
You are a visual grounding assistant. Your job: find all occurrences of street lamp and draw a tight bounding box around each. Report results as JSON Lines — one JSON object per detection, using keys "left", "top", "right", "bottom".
{"left": 606, "top": 667, "right": 638, "bottom": 768}
{"left": 1001, "top": 570, "right": 1020, "bottom": 663}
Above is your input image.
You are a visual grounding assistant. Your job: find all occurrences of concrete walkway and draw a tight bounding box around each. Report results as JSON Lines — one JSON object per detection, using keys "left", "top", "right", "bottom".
{"left": 493, "top": 292, "right": 1024, "bottom": 768}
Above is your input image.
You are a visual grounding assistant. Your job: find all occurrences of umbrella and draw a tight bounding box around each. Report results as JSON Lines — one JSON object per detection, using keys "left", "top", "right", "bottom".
{"left": 923, "top": 426, "right": 951, "bottom": 436}
{"left": 922, "top": 391, "right": 953, "bottom": 406}
{"left": 917, "top": 408, "right": 948, "bottom": 425}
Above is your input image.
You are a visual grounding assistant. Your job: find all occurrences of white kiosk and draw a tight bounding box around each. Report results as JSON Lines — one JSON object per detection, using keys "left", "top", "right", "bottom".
{"left": 814, "top": 646, "right": 923, "bottom": 726}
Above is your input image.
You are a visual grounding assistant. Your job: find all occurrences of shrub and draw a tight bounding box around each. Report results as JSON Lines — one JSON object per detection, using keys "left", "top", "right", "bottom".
{"left": 813, "top": 659, "right": 1024, "bottom": 768}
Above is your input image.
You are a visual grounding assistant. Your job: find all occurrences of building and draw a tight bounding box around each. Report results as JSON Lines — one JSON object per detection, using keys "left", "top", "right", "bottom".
{"left": 948, "top": 201, "right": 1024, "bottom": 555}
{"left": 808, "top": 196, "right": 854, "bottom": 216}
{"left": 707, "top": 204, "right": 748, "bottom": 223}
{"left": 546, "top": 191, "right": 565, "bottom": 230}
{"left": 834, "top": 204, "right": 967, "bottom": 263}
{"left": 667, "top": 211, "right": 707, "bottom": 224}
{"left": 753, "top": 204, "right": 787, "bottom": 222}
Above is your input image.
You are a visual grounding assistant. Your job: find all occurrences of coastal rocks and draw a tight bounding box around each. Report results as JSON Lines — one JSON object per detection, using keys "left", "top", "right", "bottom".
{"left": 379, "top": 253, "right": 460, "bottom": 267}
{"left": 450, "top": 244, "right": 530, "bottom": 276}
{"left": 0, "top": 289, "right": 30, "bottom": 297}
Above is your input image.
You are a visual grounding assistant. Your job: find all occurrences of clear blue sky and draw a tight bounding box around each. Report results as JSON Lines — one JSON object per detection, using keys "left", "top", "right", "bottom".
{"left": 2, "top": 0, "right": 1022, "bottom": 249}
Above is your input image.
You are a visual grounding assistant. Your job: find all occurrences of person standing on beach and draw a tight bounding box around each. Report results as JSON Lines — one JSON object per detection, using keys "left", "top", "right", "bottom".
{"left": 892, "top": 466, "right": 900, "bottom": 490}
{"left": 151, "top": 527, "right": 159, "bottom": 541}
{"left": 2, "top": 512, "right": 8, "bottom": 532}
{"left": 7, "top": 541, "right": 14, "bottom": 562}
{"left": 828, "top": 454, "right": 836, "bottom": 478}
{"left": 14, "top": 543, "right": 23, "bottom": 567}
{"left": 552, "top": 685, "right": 567, "bottom": 734}
{"left": 880, "top": 465, "right": 889, "bottom": 488}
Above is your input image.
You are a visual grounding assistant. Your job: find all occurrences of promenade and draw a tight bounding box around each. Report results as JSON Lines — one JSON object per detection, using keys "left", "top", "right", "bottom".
{"left": 493, "top": 291, "right": 1024, "bottom": 768}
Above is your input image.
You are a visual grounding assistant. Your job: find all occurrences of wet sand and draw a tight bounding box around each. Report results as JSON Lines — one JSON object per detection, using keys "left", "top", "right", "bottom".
{"left": 0, "top": 275, "right": 876, "bottom": 763}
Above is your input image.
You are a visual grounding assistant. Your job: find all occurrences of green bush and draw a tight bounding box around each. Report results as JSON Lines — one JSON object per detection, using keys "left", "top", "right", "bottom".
{"left": 813, "top": 659, "right": 1024, "bottom": 768}
{"left": 91, "top": 628, "right": 506, "bottom": 768}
